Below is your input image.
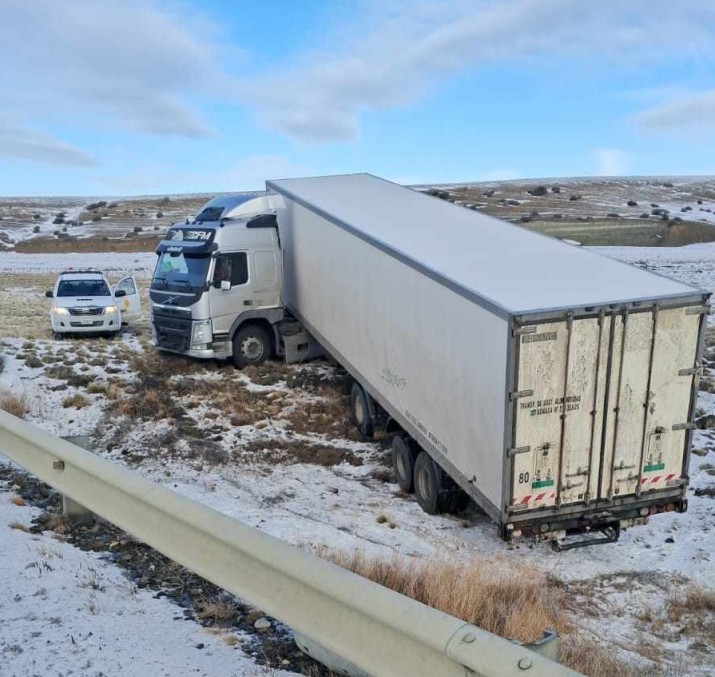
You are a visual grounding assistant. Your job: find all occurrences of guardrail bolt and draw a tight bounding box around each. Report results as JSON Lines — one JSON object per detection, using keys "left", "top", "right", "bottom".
{"left": 52, "top": 460, "right": 65, "bottom": 471}
{"left": 518, "top": 657, "right": 533, "bottom": 670}
{"left": 462, "top": 632, "right": 476, "bottom": 644}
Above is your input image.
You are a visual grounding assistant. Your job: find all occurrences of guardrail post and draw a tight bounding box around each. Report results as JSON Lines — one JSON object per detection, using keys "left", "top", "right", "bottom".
{"left": 59, "top": 436, "right": 95, "bottom": 525}
{"left": 62, "top": 495, "right": 94, "bottom": 525}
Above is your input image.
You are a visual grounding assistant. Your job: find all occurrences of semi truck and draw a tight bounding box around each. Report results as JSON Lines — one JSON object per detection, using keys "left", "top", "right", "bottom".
{"left": 149, "top": 173, "right": 709, "bottom": 547}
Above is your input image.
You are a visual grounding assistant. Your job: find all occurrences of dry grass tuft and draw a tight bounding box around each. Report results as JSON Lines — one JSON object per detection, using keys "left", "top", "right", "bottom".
{"left": 665, "top": 584, "right": 715, "bottom": 642}
{"left": 61, "top": 393, "right": 89, "bottom": 409}
{"left": 196, "top": 598, "right": 236, "bottom": 624}
{"left": 9, "top": 521, "right": 30, "bottom": 532}
{"left": 559, "top": 637, "right": 645, "bottom": 677}
{"left": 318, "top": 549, "right": 566, "bottom": 645}
{"left": 9, "top": 496, "right": 26, "bottom": 507}
{"left": 114, "top": 388, "right": 177, "bottom": 419}
{"left": 0, "top": 389, "right": 29, "bottom": 418}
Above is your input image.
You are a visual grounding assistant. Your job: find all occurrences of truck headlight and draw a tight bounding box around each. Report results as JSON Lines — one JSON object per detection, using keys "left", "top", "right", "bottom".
{"left": 51, "top": 307, "right": 69, "bottom": 315}
{"left": 103, "top": 305, "right": 118, "bottom": 314}
{"left": 191, "top": 320, "right": 212, "bottom": 346}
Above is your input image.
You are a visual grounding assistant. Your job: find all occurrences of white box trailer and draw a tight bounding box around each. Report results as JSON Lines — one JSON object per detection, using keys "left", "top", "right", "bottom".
{"left": 268, "top": 174, "right": 709, "bottom": 546}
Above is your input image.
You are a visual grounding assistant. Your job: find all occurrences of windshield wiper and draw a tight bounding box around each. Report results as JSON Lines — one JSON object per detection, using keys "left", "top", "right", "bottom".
{"left": 173, "top": 279, "right": 193, "bottom": 290}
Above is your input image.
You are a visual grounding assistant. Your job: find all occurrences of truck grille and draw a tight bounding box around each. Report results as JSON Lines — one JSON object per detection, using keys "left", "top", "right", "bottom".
{"left": 153, "top": 311, "right": 192, "bottom": 351}
{"left": 69, "top": 320, "right": 103, "bottom": 328}
{"left": 68, "top": 307, "right": 103, "bottom": 316}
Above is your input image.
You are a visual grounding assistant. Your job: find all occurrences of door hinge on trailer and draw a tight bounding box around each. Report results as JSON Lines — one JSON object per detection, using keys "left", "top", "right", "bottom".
{"left": 507, "top": 445, "right": 531, "bottom": 457}
{"left": 678, "top": 366, "right": 703, "bottom": 377}
{"left": 685, "top": 305, "right": 711, "bottom": 315}
{"left": 510, "top": 389, "right": 533, "bottom": 401}
{"left": 512, "top": 325, "right": 537, "bottom": 336}
{"left": 672, "top": 422, "right": 695, "bottom": 431}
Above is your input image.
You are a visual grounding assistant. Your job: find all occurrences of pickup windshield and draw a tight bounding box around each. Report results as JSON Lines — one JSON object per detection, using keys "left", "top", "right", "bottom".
{"left": 152, "top": 252, "right": 210, "bottom": 292}
{"left": 57, "top": 279, "right": 111, "bottom": 297}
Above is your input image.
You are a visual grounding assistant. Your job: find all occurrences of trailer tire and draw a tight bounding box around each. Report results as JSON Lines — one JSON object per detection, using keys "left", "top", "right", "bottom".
{"left": 350, "top": 382, "right": 373, "bottom": 439}
{"left": 232, "top": 324, "right": 271, "bottom": 368}
{"left": 414, "top": 452, "right": 447, "bottom": 515}
{"left": 392, "top": 436, "right": 417, "bottom": 493}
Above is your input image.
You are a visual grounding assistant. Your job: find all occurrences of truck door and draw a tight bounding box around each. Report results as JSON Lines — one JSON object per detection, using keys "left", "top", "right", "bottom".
{"left": 511, "top": 314, "right": 607, "bottom": 511}
{"left": 251, "top": 250, "right": 280, "bottom": 308}
{"left": 114, "top": 276, "right": 141, "bottom": 317}
{"left": 600, "top": 306, "right": 700, "bottom": 499}
{"left": 208, "top": 251, "right": 249, "bottom": 336}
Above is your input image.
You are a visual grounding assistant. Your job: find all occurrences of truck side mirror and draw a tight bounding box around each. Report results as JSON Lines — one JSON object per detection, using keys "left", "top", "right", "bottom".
{"left": 220, "top": 280, "right": 231, "bottom": 291}
{"left": 115, "top": 289, "right": 127, "bottom": 298}
{"left": 45, "top": 290, "right": 53, "bottom": 298}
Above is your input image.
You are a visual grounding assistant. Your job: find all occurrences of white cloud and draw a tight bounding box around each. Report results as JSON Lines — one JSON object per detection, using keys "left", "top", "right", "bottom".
{"left": 594, "top": 148, "right": 629, "bottom": 176}
{"left": 633, "top": 90, "right": 715, "bottom": 134}
{"left": 0, "top": 119, "right": 97, "bottom": 167}
{"left": 0, "top": 0, "right": 231, "bottom": 164}
{"left": 245, "top": 0, "right": 715, "bottom": 142}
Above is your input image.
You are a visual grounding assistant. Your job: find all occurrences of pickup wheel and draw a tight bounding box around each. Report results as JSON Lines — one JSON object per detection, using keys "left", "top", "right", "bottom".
{"left": 414, "top": 452, "right": 447, "bottom": 515}
{"left": 350, "top": 382, "right": 373, "bottom": 439}
{"left": 392, "top": 435, "right": 417, "bottom": 493}
{"left": 232, "top": 324, "right": 271, "bottom": 368}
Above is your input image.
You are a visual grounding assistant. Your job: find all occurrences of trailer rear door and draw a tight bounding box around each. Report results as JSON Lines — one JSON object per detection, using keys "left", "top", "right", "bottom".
{"left": 510, "top": 303, "right": 702, "bottom": 513}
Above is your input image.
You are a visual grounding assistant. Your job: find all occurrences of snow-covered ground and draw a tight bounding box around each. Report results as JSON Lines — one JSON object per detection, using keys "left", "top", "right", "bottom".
{"left": 1, "top": 241, "right": 714, "bottom": 676}
{"left": 0, "top": 488, "right": 293, "bottom": 677}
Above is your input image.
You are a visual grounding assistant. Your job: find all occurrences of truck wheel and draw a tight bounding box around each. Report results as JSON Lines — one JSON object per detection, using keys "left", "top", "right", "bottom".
{"left": 232, "top": 324, "right": 271, "bottom": 368}
{"left": 350, "top": 382, "right": 373, "bottom": 439}
{"left": 392, "top": 436, "right": 417, "bottom": 493}
{"left": 414, "top": 452, "right": 447, "bottom": 515}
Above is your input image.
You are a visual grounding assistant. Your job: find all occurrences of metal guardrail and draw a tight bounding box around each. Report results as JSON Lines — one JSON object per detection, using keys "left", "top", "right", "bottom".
{"left": 0, "top": 410, "right": 584, "bottom": 677}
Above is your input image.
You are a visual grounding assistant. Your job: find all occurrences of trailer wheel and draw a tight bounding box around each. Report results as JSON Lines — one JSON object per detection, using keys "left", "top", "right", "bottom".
{"left": 350, "top": 382, "right": 374, "bottom": 439}
{"left": 414, "top": 452, "right": 447, "bottom": 515}
{"left": 392, "top": 436, "right": 417, "bottom": 493}
{"left": 232, "top": 324, "right": 271, "bottom": 368}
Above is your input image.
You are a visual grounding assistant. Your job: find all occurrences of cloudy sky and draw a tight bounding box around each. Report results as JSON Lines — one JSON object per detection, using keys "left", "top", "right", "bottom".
{"left": 0, "top": 0, "right": 713, "bottom": 196}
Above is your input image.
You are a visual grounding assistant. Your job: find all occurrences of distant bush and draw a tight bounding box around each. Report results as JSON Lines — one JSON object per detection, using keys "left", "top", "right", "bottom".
{"left": 156, "top": 211, "right": 164, "bottom": 218}
{"left": 52, "top": 217, "right": 64, "bottom": 225}
{"left": 133, "top": 226, "right": 143, "bottom": 233}
{"left": 529, "top": 186, "right": 548, "bottom": 196}
{"left": 627, "top": 200, "right": 638, "bottom": 207}
{"left": 92, "top": 214, "right": 102, "bottom": 222}
{"left": 32, "top": 225, "right": 40, "bottom": 233}
{"left": 551, "top": 186, "right": 561, "bottom": 193}
{"left": 32, "top": 213, "right": 42, "bottom": 220}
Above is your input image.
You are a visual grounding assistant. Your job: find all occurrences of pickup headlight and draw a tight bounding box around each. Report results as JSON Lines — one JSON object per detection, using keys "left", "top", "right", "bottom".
{"left": 103, "top": 305, "right": 118, "bottom": 314}
{"left": 191, "top": 320, "right": 212, "bottom": 346}
{"left": 51, "top": 307, "right": 69, "bottom": 315}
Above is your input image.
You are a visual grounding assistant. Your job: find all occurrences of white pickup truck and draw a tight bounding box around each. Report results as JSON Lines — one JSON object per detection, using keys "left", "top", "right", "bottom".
{"left": 46, "top": 270, "right": 140, "bottom": 338}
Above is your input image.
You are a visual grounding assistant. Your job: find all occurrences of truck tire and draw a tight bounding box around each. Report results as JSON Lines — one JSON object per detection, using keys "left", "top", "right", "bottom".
{"left": 350, "top": 382, "right": 373, "bottom": 439}
{"left": 392, "top": 435, "right": 417, "bottom": 493}
{"left": 232, "top": 324, "right": 271, "bottom": 368}
{"left": 414, "top": 452, "right": 448, "bottom": 515}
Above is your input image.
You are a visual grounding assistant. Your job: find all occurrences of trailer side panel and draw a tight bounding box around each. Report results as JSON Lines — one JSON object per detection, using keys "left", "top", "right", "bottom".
{"left": 279, "top": 199, "right": 509, "bottom": 511}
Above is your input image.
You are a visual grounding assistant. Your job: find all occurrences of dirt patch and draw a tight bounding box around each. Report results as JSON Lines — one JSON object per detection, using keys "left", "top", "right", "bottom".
{"left": 245, "top": 439, "right": 365, "bottom": 467}
{"left": 16, "top": 235, "right": 161, "bottom": 253}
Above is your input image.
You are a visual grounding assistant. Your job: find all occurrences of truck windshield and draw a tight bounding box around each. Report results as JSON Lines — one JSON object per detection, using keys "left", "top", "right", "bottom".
{"left": 57, "top": 279, "right": 110, "bottom": 297}
{"left": 152, "top": 252, "right": 210, "bottom": 292}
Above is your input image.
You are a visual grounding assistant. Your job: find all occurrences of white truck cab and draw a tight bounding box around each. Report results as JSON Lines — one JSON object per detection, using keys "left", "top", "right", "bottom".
{"left": 46, "top": 270, "right": 140, "bottom": 338}
{"left": 149, "top": 194, "right": 321, "bottom": 366}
